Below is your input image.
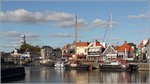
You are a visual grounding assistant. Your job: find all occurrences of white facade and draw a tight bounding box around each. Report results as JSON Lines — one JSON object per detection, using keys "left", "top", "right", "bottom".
{"left": 76, "top": 46, "right": 88, "bottom": 56}
{"left": 87, "top": 41, "right": 103, "bottom": 57}
{"left": 41, "top": 48, "right": 45, "bottom": 59}
{"left": 40, "top": 46, "right": 53, "bottom": 60}
{"left": 21, "top": 52, "right": 30, "bottom": 58}
{"left": 102, "top": 44, "right": 117, "bottom": 60}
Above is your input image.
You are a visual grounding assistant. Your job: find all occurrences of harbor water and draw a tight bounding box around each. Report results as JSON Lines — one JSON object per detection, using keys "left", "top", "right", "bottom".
{"left": 11, "top": 66, "right": 149, "bottom": 83}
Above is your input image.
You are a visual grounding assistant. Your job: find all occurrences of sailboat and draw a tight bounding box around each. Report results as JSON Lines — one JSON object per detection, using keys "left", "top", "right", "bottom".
{"left": 100, "top": 13, "right": 129, "bottom": 71}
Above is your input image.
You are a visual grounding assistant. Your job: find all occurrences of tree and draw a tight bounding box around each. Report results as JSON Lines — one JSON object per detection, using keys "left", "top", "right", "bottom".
{"left": 20, "top": 44, "right": 40, "bottom": 53}
{"left": 128, "top": 43, "right": 137, "bottom": 53}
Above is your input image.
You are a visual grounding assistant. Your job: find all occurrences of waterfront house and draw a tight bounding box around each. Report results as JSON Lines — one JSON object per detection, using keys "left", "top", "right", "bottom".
{"left": 139, "top": 39, "right": 150, "bottom": 60}
{"left": 62, "top": 44, "right": 75, "bottom": 60}
{"left": 75, "top": 42, "right": 90, "bottom": 59}
{"left": 1, "top": 52, "right": 13, "bottom": 62}
{"left": 116, "top": 41, "right": 134, "bottom": 60}
{"left": 11, "top": 48, "right": 24, "bottom": 64}
{"left": 87, "top": 40, "right": 104, "bottom": 60}
{"left": 63, "top": 44, "right": 75, "bottom": 56}
{"left": 40, "top": 46, "right": 53, "bottom": 63}
{"left": 102, "top": 44, "right": 117, "bottom": 60}
{"left": 53, "top": 48, "right": 62, "bottom": 61}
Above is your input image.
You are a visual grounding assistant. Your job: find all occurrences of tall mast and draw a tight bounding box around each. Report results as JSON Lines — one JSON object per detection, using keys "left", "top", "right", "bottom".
{"left": 109, "top": 13, "right": 112, "bottom": 44}
{"left": 149, "top": 0, "right": 150, "bottom": 39}
{"left": 102, "top": 13, "right": 112, "bottom": 43}
{"left": 148, "top": 0, "right": 150, "bottom": 63}
{"left": 74, "top": 13, "right": 78, "bottom": 59}
{"left": 75, "top": 13, "right": 78, "bottom": 43}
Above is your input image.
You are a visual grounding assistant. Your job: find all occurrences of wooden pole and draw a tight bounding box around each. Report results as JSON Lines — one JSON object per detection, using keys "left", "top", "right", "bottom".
{"left": 90, "top": 63, "right": 93, "bottom": 71}
{"left": 74, "top": 13, "right": 78, "bottom": 61}
{"left": 75, "top": 13, "right": 78, "bottom": 43}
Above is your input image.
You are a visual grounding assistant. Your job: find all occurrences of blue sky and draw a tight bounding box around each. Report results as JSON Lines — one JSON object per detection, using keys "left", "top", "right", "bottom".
{"left": 1, "top": 1, "right": 149, "bottom": 52}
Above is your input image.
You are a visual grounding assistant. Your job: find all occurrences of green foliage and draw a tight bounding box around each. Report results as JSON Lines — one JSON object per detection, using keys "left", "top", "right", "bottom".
{"left": 128, "top": 43, "right": 137, "bottom": 53}
{"left": 20, "top": 44, "right": 40, "bottom": 53}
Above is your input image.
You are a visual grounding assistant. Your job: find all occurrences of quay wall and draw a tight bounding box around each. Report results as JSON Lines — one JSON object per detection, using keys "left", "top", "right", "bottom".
{"left": 138, "top": 63, "right": 149, "bottom": 71}
{"left": 1, "top": 66, "right": 26, "bottom": 83}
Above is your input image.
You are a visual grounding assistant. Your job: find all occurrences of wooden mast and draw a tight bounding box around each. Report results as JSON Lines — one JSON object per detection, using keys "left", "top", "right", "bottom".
{"left": 74, "top": 13, "right": 78, "bottom": 60}
{"left": 75, "top": 13, "right": 78, "bottom": 43}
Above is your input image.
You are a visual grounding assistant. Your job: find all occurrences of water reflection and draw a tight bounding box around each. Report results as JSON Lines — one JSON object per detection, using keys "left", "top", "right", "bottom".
{"left": 13, "top": 66, "right": 149, "bottom": 83}
{"left": 63, "top": 70, "right": 89, "bottom": 83}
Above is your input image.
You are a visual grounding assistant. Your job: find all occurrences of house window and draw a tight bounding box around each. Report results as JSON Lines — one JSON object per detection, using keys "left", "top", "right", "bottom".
{"left": 85, "top": 49, "right": 87, "bottom": 53}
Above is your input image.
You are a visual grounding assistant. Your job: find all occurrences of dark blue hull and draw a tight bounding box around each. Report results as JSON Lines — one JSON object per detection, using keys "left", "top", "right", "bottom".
{"left": 100, "top": 65, "right": 128, "bottom": 71}
{"left": 65, "top": 64, "right": 89, "bottom": 70}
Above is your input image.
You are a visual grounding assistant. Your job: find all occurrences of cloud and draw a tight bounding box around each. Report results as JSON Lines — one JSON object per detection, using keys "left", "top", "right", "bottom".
{"left": 91, "top": 19, "right": 106, "bottom": 27}
{"left": 26, "top": 33, "right": 39, "bottom": 39}
{"left": 128, "top": 14, "right": 147, "bottom": 19}
{"left": 0, "top": 9, "right": 87, "bottom": 28}
{"left": 1, "top": 31, "right": 40, "bottom": 45}
{"left": 91, "top": 19, "right": 118, "bottom": 28}
{"left": 49, "top": 33, "right": 83, "bottom": 38}
{"left": 1, "top": 9, "right": 120, "bottom": 29}
{"left": 1, "top": 44, "right": 19, "bottom": 48}
{"left": 49, "top": 33, "right": 72, "bottom": 38}
{"left": 1, "top": 31, "right": 40, "bottom": 51}
{"left": 3, "top": 31, "right": 21, "bottom": 37}
{"left": 2, "top": 31, "right": 39, "bottom": 39}
{"left": 56, "top": 19, "right": 88, "bottom": 28}
{"left": 0, "top": 9, "right": 74, "bottom": 23}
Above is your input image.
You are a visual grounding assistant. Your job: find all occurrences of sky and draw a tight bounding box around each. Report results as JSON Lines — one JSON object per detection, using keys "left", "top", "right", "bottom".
{"left": 0, "top": 0, "right": 150, "bottom": 52}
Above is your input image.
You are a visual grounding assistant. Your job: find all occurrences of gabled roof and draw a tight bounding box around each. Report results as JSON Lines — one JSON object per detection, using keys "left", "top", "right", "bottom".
{"left": 139, "top": 39, "right": 149, "bottom": 49}
{"left": 102, "top": 44, "right": 117, "bottom": 55}
{"left": 88, "top": 41, "right": 104, "bottom": 48}
{"left": 63, "top": 44, "right": 74, "bottom": 50}
{"left": 75, "top": 42, "right": 89, "bottom": 47}
{"left": 96, "top": 42, "right": 104, "bottom": 47}
{"left": 116, "top": 43, "right": 133, "bottom": 51}
{"left": 63, "top": 44, "right": 71, "bottom": 50}
{"left": 41, "top": 46, "right": 53, "bottom": 49}
{"left": 11, "top": 48, "right": 25, "bottom": 54}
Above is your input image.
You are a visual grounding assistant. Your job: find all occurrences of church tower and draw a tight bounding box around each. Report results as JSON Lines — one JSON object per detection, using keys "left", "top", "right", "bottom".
{"left": 20, "top": 34, "right": 26, "bottom": 46}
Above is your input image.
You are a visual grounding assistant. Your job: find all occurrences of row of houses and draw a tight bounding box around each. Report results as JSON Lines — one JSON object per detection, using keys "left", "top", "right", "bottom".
{"left": 62, "top": 39, "right": 149, "bottom": 62}
{"left": 1, "top": 46, "right": 62, "bottom": 65}
{"left": 1, "top": 39, "right": 149, "bottom": 64}
{"left": 1, "top": 48, "right": 40, "bottom": 65}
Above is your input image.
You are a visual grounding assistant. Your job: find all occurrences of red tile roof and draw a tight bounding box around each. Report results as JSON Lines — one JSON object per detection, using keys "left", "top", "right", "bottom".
{"left": 139, "top": 41, "right": 144, "bottom": 49}
{"left": 63, "top": 44, "right": 71, "bottom": 50}
{"left": 116, "top": 43, "right": 134, "bottom": 51}
{"left": 96, "top": 42, "right": 104, "bottom": 47}
{"left": 75, "top": 42, "right": 89, "bottom": 47}
{"left": 139, "top": 39, "right": 149, "bottom": 49}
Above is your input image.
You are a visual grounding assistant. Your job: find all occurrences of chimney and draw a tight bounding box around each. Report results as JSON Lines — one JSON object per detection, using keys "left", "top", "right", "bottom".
{"left": 124, "top": 41, "right": 127, "bottom": 44}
